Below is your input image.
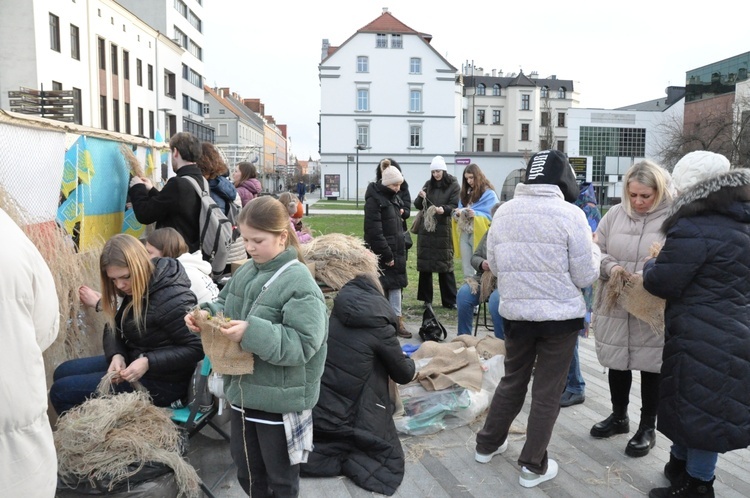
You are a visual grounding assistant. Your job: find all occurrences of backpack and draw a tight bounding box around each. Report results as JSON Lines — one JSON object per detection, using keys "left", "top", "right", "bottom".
{"left": 184, "top": 176, "right": 233, "bottom": 278}
{"left": 418, "top": 305, "right": 448, "bottom": 342}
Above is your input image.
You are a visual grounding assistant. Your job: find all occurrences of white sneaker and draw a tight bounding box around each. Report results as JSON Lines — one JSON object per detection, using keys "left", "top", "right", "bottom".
{"left": 519, "top": 458, "right": 558, "bottom": 488}
{"left": 474, "top": 440, "right": 508, "bottom": 463}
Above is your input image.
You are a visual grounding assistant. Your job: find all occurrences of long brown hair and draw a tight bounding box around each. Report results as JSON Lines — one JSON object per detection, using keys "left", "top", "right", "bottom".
{"left": 234, "top": 161, "right": 257, "bottom": 187}
{"left": 146, "top": 227, "right": 188, "bottom": 258}
{"left": 460, "top": 163, "right": 495, "bottom": 205}
{"left": 100, "top": 233, "right": 154, "bottom": 332}
{"left": 238, "top": 196, "right": 305, "bottom": 263}
{"left": 196, "top": 142, "right": 228, "bottom": 179}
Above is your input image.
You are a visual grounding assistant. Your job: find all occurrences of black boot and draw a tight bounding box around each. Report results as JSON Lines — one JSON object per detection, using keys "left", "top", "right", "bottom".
{"left": 664, "top": 453, "right": 687, "bottom": 486}
{"left": 648, "top": 475, "right": 715, "bottom": 498}
{"left": 590, "top": 405, "right": 629, "bottom": 438}
{"left": 626, "top": 414, "right": 656, "bottom": 457}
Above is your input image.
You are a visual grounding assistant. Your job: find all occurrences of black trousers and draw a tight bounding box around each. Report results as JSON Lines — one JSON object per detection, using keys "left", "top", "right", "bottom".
{"left": 230, "top": 409, "right": 299, "bottom": 497}
{"left": 417, "top": 270, "right": 457, "bottom": 307}
{"left": 608, "top": 368, "right": 660, "bottom": 418}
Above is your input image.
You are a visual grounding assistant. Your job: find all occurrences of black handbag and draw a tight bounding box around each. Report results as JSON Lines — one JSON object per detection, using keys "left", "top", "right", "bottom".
{"left": 418, "top": 306, "right": 447, "bottom": 342}
{"left": 403, "top": 230, "right": 413, "bottom": 250}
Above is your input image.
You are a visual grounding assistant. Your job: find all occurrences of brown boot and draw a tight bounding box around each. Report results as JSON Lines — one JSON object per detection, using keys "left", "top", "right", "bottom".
{"left": 397, "top": 316, "right": 412, "bottom": 338}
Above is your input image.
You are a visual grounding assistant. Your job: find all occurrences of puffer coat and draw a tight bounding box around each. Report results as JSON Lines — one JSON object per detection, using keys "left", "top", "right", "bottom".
{"left": 592, "top": 199, "right": 670, "bottom": 372}
{"left": 364, "top": 182, "right": 407, "bottom": 291}
{"left": 300, "top": 276, "right": 415, "bottom": 495}
{"left": 643, "top": 169, "right": 750, "bottom": 452}
{"left": 104, "top": 257, "right": 203, "bottom": 383}
{"left": 414, "top": 174, "right": 460, "bottom": 273}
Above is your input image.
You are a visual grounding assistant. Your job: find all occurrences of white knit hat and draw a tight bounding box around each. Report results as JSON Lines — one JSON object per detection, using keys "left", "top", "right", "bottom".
{"left": 672, "top": 151, "right": 731, "bottom": 192}
{"left": 381, "top": 165, "right": 404, "bottom": 186}
{"left": 430, "top": 155, "right": 447, "bottom": 171}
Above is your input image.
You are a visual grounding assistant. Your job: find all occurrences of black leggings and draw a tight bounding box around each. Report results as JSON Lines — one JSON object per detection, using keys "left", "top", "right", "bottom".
{"left": 608, "top": 368, "right": 660, "bottom": 417}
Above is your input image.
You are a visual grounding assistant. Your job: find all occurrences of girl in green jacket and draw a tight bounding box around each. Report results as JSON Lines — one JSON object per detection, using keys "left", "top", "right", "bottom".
{"left": 186, "top": 196, "right": 328, "bottom": 497}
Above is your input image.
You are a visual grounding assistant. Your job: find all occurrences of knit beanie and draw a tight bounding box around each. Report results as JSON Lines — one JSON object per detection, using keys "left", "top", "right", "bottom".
{"left": 671, "top": 151, "right": 730, "bottom": 192}
{"left": 430, "top": 155, "right": 447, "bottom": 171}
{"left": 381, "top": 165, "right": 404, "bottom": 186}
{"left": 524, "top": 149, "right": 579, "bottom": 203}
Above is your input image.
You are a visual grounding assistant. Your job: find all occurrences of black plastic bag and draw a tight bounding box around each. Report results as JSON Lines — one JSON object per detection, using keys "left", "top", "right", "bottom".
{"left": 418, "top": 305, "right": 447, "bottom": 342}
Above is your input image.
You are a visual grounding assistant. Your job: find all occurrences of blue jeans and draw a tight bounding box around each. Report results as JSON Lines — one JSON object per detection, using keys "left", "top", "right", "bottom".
{"left": 49, "top": 355, "right": 189, "bottom": 415}
{"left": 456, "top": 284, "right": 504, "bottom": 339}
{"left": 671, "top": 444, "right": 718, "bottom": 481}
{"left": 564, "top": 338, "right": 585, "bottom": 395}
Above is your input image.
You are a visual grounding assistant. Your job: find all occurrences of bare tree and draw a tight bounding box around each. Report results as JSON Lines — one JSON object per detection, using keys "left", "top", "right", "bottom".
{"left": 538, "top": 97, "right": 556, "bottom": 151}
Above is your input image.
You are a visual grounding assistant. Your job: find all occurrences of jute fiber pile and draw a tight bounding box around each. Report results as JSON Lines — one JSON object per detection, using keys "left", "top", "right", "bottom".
{"left": 55, "top": 375, "right": 200, "bottom": 497}
{"left": 422, "top": 205, "right": 439, "bottom": 232}
{"left": 465, "top": 271, "right": 497, "bottom": 304}
{"left": 300, "top": 233, "right": 380, "bottom": 290}
{"left": 190, "top": 307, "right": 254, "bottom": 375}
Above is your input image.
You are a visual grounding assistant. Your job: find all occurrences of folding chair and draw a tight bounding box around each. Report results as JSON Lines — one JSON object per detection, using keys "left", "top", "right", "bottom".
{"left": 170, "top": 357, "right": 232, "bottom": 497}
{"left": 473, "top": 299, "right": 495, "bottom": 336}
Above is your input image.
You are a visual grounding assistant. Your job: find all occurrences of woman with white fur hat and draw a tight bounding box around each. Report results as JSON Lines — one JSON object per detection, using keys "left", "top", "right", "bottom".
{"left": 643, "top": 151, "right": 750, "bottom": 498}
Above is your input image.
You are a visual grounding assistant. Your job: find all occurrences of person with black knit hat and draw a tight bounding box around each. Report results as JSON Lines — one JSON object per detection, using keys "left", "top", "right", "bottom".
{"left": 474, "top": 149, "right": 600, "bottom": 489}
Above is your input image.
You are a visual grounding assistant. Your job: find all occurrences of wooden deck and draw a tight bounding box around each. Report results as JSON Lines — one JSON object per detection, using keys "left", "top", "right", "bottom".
{"left": 186, "top": 330, "right": 750, "bottom": 498}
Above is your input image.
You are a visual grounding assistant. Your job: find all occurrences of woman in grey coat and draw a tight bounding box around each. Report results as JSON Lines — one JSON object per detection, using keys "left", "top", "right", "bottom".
{"left": 590, "top": 160, "right": 673, "bottom": 458}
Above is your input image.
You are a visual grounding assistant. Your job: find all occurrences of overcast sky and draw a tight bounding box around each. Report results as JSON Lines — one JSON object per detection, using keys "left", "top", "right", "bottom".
{"left": 203, "top": 0, "right": 748, "bottom": 162}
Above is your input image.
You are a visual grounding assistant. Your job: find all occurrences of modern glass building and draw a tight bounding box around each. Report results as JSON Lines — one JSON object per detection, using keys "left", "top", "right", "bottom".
{"left": 686, "top": 51, "right": 750, "bottom": 103}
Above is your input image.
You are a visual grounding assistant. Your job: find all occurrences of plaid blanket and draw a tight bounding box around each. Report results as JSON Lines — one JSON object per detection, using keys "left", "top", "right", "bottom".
{"left": 282, "top": 409, "right": 313, "bottom": 465}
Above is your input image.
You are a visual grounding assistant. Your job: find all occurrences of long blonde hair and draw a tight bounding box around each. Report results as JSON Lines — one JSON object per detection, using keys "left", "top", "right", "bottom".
{"left": 622, "top": 160, "right": 673, "bottom": 216}
{"left": 238, "top": 196, "right": 305, "bottom": 263}
{"left": 100, "top": 233, "right": 154, "bottom": 331}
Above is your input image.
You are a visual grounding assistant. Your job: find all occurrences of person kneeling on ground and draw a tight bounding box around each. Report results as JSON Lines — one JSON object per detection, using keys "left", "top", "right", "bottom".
{"left": 301, "top": 273, "right": 416, "bottom": 496}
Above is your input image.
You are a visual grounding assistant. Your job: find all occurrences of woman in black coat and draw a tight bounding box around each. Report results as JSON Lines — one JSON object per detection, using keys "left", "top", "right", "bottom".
{"left": 374, "top": 158, "right": 412, "bottom": 241}
{"left": 365, "top": 160, "right": 411, "bottom": 337}
{"left": 50, "top": 234, "right": 203, "bottom": 414}
{"left": 414, "top": 155, "right": 460, "bottom": 308}
{"left": 642, "top": 152, "right": 750, "bottom": 498}
{"left": 300, "top": 274, "right": 416, "bottom": 496}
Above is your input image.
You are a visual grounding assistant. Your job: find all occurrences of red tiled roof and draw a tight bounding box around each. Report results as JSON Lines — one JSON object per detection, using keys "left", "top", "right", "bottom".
{"left": 358, "top": 11, "right": 420, "bottom": 35}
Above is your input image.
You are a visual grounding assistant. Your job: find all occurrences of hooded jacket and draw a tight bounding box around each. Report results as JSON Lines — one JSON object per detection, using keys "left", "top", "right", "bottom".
{"left": 208, "top": 175, "right": 238, "bottom": 215}
{"left": 177, "top": 251, "right": 219, "bottom": 304}
{"left": 643, "top": 169, "right": 750, "bottom": 452}
{"left": 236, "top": 178, "right": 262, "bottom": 206}
{"left": 0, "top": 209, "right": 59, "bottom": 497}
{"left": 364, "top": 182, "right": 407, "bottom": 290}
{"left": 487, "top": 183, "right": 600, "bottom": 321}
{"left": 592, "top": 197, "right": 670, "bottom": 372}
{"left": 414, "top": 174, "right": 460, "bottom": 273}
{"left": 103, "top": 257, "right": 203, "bottom": 383}
{"left": 300, "top": 276, "right": 415, "bottom": 495}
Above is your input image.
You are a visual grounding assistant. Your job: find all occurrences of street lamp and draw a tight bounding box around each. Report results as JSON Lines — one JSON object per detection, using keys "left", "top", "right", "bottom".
{"left": 346, "top": 155, "right": 354, "bottom": 201}
{"left": 355, "top": 143, "right": 366, "bottom": 208}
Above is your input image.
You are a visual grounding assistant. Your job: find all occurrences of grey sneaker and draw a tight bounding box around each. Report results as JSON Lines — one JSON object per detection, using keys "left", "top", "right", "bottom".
{"left": 519, "top": 459, "right": 558, "bottom": 488}
{"left": 474, "top": 440, "right": 508, "bottom": 463}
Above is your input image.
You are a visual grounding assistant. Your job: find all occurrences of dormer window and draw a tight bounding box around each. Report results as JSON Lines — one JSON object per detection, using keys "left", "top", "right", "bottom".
{"left": 558, "top": 87, "right": 566, "bottom": 99}
{"left": 477, "top": 83, "right": 486, "bottom": 96}
{"left": 493, "top": 84, "right": 501, "bottom": 96}
{"left": 541, "top": 86, "right": 549, "bottom": 98}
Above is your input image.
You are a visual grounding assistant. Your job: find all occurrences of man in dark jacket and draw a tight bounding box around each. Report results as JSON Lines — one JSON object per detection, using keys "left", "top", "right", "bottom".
{"left": 643, "top": 152, "right": 750, "bottom": 498}
{"left": 300, "top": 274, "right": 415, "bottom": 496}
{"left": 128, "top": 132, "right": 204, "bottom": 253}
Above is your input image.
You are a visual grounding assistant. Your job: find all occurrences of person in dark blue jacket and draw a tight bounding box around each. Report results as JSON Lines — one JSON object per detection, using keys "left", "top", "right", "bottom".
{"left": 643, "top": 151, "right": 750, "bottom": 498}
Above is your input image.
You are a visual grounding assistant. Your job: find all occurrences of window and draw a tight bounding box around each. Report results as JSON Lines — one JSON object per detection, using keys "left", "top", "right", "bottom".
{"left": 203, "top": 102, "right": 209, "bottom": 115}
{"left": 476, "top": 138, "right": 485, "bottom": 151}
{"left": 476, "top": 109, "right": 485, "bottom": 124}
{"left": 410, "top": 58, "right": 421, "bottom": 74}
{"left": 357, "top": 125, "right": 369, "bottom": 148}
{"left": 557, "top": 112, "right": 566, "bottom": 127}
{"left": 410, "top": 124, "right": 422, "bottom": 148}
{"left": 541, "top": 139, "right": 549, "bottom": 151}
{"left": 182, "top": 64, "right": 202, "bottom": 87}
{"left": 112, "top": 99, "right": 120, "bottom": 132}
{"left": 174, "top": 0, "right": 187, "bottom": 16}
{"left": 123, "top": 51, "right": 129, "bottom": 80}
{"left": 492, "top": 139, "right": 500, "bottom": 152}
{"left": 97, "top": 38, "right": 106, "bottom": 70}
{"left": 182, "top": 94, "right": 203, "bottom": 115}
{"left": 70, "top": 24, "right": 80, "bottom": 59}
{"left": 391, "top": 34, "right": 402, "bottom": 48}
{"left": 492, "top": 110, "right": 501, "bottom": 124}
{"left": 137, "top": 107, "right": 144, "bottom": 136}
{"left": 49, "top": 14, "right": 60, "bottom": 52}
{"left": 357, "top": 56, "right": 368, "bottom": 73}
{"left": 409, "top": 90, "right": 422, "bottom": 112}
{"left": 521, "top": 123, "right": 530, "bottom": 141}
{"left": 148, "top": 110, "right": 154, "bottom": 139}
{"left": 541, "top": 112, "right": 550, "bottom": 127}
{"left": 100, "top": 96, "right": 107, "bottom": 129}
{"left": 147, "top": 64, "right": 153, "bottom": 90}
{"left": 558, "top": 87, "right": 566, "bottom": 99}
{"left": 124, "top": 103, "right": 131, "bottom": 134}
{"left": 219, "top": 123, "right": 228, "bottom": 136}
{"left": 521, "top": 94, "right": 530, "bottom": 110}
{"left": 111, "top": 44, "right": 118, "bottom": 75}
{"left": 477, "top": 83, "right": 486, "bottom": 96}
{"left": 72, "top": 88, "right": 82, "bottom": 125}
{"left": 541, "top": 86, "right": 549, "bottom": 98}
{"left": 557, "top": 140, "right": 565, "bottom": 153}
{"left": 376, "top": 34, "right": 387, "bottom": 48}
{"left": 174, "top": 27, "right": 188, "bottom": 48}
{"left": 356, "top": 89, "right": 369, "bottom": 111}
{"left": 188, "top": 10, "right": 202, "bottom": 32}
{"left": 493, "top": 84, "right": 501, "bottom": 96}
{"left": 164, "top": 70, "right": 175, "bottom": 98}
{"left": 189, "top": 40, "right": 202, "bottom": 60}
{"left": 52, "top": 81, "right": 62, "bottom": 91}
{"left": 136, "top": 59, "right": 142, "bottom": 86}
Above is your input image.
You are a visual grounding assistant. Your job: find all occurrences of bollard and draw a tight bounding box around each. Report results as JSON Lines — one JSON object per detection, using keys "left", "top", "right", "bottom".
{"left": 305, "top": 203, "right": 309, "bottom": 216}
